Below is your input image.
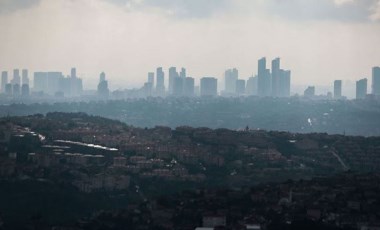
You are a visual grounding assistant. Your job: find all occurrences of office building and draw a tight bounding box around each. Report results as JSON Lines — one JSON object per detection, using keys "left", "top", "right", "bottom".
{"left": 334, "top": 80, "right": 342, "bottom": 99}
{"left": 143, "top": 82, "right": 153, "bottom": 97}
{"left": 257, "top": 57, "right": 271, "bottom": 97}
{"left": 148, "top": 72, "right": 154, "bottom": 88}
{"left": 246, "top": 76, "right": 258, "bottom": 96}
{"left": 13, "top": 84, "right": 20, "bottom": 97}
{"left": 279, "top": 70, "right": 291, "bottom": 97}
{"left": 200, "top": 77, "right": 218, "bottom": 97}
{"left": 12, "top": 69, "right": 21, "bottom": 85}
{"left": 184, "top": 77, "right": 195, "bottom": 97}
{"left": 156, "top": 67, "right": 165, "bottom": 96}
{"left": 100, "top": 72, "right": 106, "bottom": 82}
{"left": 1, "top": 71, "right": 8, "bottom": 93}
{"left": 168, "top": 67, "right": 178, "bottom": 94}
{"left": 356, "top": 78, "right": 367, "bottom": 99}
{"left": 60, "top": 77, "right": 72, "bottom": 97}
{"left": 70, "top": 68, "right": 83, "bottom": 97}
{"left": 70, "top": 77, "right": 83, "bottom": 97}
{"left": 304, "top": 86, "right": 315, "bottom": 98}
{"left": 21, "top": 84, "right": 30, "bottom": 97}
{"left": 47, "top": 72, "right": 63, "bottom": 95}
{"left": 22, "top": 69, "right": 29, "bottom": 85}
{"left": 372, "top": 66, "right": 380, "bottom": 95}
{"left": 5, "top": 83, "right": 12, "bottom": 95}
{"left": 173, "top": 76, "right": 184, "bottom": 96}
{"left": 236, "top": 79, "right": 246, "bottom": 95}
{"left": 271, "top": 58, "right": 280, "bottom": 97}
{"left": 180, "top": 68, "right": 186, "bottom": 78}
{"left": 71, "top": 68, "right": 77, "bottom": 78}
{"left": 34, "top": 72, "right": 48, "bottom": 93}
{"left": 224, "top": 68, "right": 238, "bottom": 94}
{"left": 97, "top": 72, "right": 109, "bottom": 98}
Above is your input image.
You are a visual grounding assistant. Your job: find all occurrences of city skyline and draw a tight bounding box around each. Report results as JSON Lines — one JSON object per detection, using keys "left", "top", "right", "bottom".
{"left": 0, "top": 0, "right": 379, "bottom": 90}
{"left": 1, "top": 62, "right": 380, "bottom": 100}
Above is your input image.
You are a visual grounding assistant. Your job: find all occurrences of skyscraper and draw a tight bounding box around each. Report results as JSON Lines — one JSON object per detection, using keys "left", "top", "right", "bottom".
{"left": 236, "top": 79, "right": 246, "bottom": 95}
{"left": 372, "top": 66, "right": 380, "bottom": 95}
{"left": 148, "top": 72, "right": 155, "bottom": 88}
{"left": 173, "top": 76, "right": 184, "bottom": 96}
{"left": 71, "top": 77, "right": 83, "bottom": 97}
{"left": 156, "top": 67, "right": 165, "bottom": 96}
{"left": 200, "top": 77, "right": 218, "bottom": 97}
{"left": 71, "top": 68, "right": 77, "bottom": 78}
{"left": 356, "top": 78, "right": 367, "bottom": 99}
{"left": 271, "top": 58, "right": 280, "bottom": 97}
{"left": 69, "top": 68, "right": 83, "bottom": 97}
{"left": 13, "top": 84, "right": 20, "bottom": 97}
{"left": 224, "top": 68, "right": 238, "bottom": 94}
{"left": 22, "top": 69, "right": 29, "bottom": 85}
{"left": 1, "top": 71, "right": 8, "bottom": 93}
{"left": 257, "top": 57, "right": 271, "bottom": 97}
{"left": 21, "top": 84, "right": 30, "bottom": 98}
{"left": 97, "top": 72, "right": 109, "bottom": 98}
{"left": 246, "top": 76, "right": 258, "bottom": 96}
{"left": 60, "top": 77, "right": 71, "bottom": 97}
{"left": 180, "top": 68, "right": 186, "bottom": 78}
{"left": 100, "top": 72, "right": 106, "bottom": 82}
{"left": 12, "top": 69, "right": 21, "bottom": 85}
{"left": 168, "top": 67, "right": 178, "bottom": 94}
{"left": 184, "top": 77, "right": 195, "bottom": 97}
{"left": 5, "top": 83, "right": 12, "bottom": 96}
{"left": 143, "top": 82, "right": 153, "bottom": 97}
{"left": 34, "top": 72, "right": 48, "bottom": 93}
{"left": 279, "top": 70, "right": 291, "bottom": 97}
{"left": 334, "top": 80, "right": 342, "bottom": 99}
{"left": 47, "top": 72, "right": 63, "bottom": 95}
{"left": 304, "top": 86, "right": 315, "bottom": 98}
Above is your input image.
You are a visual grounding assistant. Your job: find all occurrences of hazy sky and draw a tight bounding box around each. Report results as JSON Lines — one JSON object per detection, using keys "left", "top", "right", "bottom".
{"left": 0, "top": 0, "right": 380, "bottom": 91}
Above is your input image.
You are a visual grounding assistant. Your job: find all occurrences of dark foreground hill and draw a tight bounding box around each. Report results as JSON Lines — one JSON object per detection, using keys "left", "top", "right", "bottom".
{"left": 0, "top": 112, "right": 380, "bottom": 229}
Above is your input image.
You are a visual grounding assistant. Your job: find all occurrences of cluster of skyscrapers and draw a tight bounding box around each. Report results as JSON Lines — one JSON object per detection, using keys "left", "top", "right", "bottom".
{"left": 143, "top": 67, "right": 197, "bottom": 97}
{"left": 1, "top": 68, "right": 83, "bottom": 98}
{"left": 1, "top": 63, "right": 379, "bottom": 101}
{"left": 143, "top": 57, "right": 292, "bottom": 98}
{"left": 1, "top": 69, "right": 30, "bottom": 98}
{"left": 222, "top": 57, "right": 291, "bottom": 97}
{"left": 257, "top": 57, "right": 291, "bottom": 97}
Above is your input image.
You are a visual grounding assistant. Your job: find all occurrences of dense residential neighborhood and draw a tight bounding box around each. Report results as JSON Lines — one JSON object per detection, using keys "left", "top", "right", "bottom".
{"left": 1, "top": 112, "right": 380, "bottom": 229}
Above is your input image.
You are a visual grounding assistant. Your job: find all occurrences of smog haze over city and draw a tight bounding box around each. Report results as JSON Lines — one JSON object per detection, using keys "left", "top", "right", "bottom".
{"left": 2, "top": 1, "right": 380, "bottom": 230}
{"left": 1, "top": 0, "right": 380, "bottom": 90}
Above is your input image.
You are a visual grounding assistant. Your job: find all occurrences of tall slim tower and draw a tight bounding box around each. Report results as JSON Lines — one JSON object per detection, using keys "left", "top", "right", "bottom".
{"left": 156, "top": 67, "right": 165, "bottom": 96}
{"left": 372, "top": 66, "right": 380, "bottom": 95}
{"left": 334, "top": 80, "right": 342, "bottom": 99}
{"left": 257, "top": 57, "right": 271, "bottom": 97}
{"left": 22, "top": 69, "right": 29, "bottom": 85}
{"left": 1, "top": 71, "right": 8, "bottom": 93}
{"left": 97, "top": 72, "right": 109, "bottom": 98}
{"left": 271, "top": 58, "right": 280, "bottom": 97}
{"left": 12, "top": 69, "right": 21, "bottom": 85}
{"left": 279, "top": 70, "right": 291, "bottom": 97}
{"left": 168, "top": 67, "right": 178, "bottom": 94}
